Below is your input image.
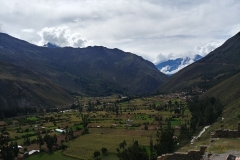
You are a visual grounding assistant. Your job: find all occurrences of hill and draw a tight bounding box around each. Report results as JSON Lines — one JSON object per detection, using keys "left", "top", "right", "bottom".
{"left": 0, "top": 61, "right": 73, "bottom": 108}
{"left": 157, "top": 31, "right": 240, "bottom": 93}
{"left": 0, "top": 33, "right": 168, "bottom": 96}
{"left": 199, "top": 71, "right": 240, "bottom": 129}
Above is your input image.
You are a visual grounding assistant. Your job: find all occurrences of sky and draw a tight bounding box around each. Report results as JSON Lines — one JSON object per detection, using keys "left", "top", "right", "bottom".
{"left": 0, "top": 0, "right": 240, "bottom": 64}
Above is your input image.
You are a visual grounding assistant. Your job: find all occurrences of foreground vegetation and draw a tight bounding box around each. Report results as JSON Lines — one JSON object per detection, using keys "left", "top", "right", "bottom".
{"left": 0, "top": 93, "right": 226, "bottom": 160}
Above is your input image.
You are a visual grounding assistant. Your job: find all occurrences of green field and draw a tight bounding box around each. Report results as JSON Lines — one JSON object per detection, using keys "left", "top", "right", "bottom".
{"left": 63, "top": 133, "right": 153, "bottom": 160}
{"left": 0, "top": 95, "right": 190, "bottom": 160}
{"left": 26, "top": 152, "right": 78, "bottom": 160}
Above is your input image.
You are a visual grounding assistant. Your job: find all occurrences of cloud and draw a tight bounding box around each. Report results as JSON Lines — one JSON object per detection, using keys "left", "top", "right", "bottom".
{"left": 0, "top": 0, "right": 240, "bottom": 61}
{"left": 21, "top": 29, "right": 35, "bottom": 33}
{"left": 193, "top": 41, "right": 223, "bottom": 57}
{"left": 153, "top": 41, "right": 223, "bottom": 64}
{"left": 230, "top": 24, "right": 240, "bottom": 36}
{"left": 153, "top": 53, "right": 176, "bottom": 64}
{"left": 37, "top": 26, "right": 90, "bottom": 47}
{"left": 73, "top": 18, "right": 81, "bottom": 23}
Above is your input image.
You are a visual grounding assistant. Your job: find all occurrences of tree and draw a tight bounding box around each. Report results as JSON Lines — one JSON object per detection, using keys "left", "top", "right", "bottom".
{"left": 114, "top": 103, "right": 119, "bottom": 115}
{"left": 149, "top": 136, "right": 157, "bottom": 160}
{"left": 101, "top": 147, "right": 108, "bottom": 155}
{"left": 81, "top": 114, "right": 89, "bottom": 135}
{"left": 144, "top": 123, "right": 148, "bottom": 130}
{"left": 23, "top": 134, "right": 31, "bottom": 146}
{"left": 187, "top": 96, "right": 223, "bottom": 132}
{"left": 81, "top": 114, "right": 89, "bottom": 129}
{"left": 1, "top": 141, "right": 19, "bottom": 160}
{"left": 168, "top": 100, "right": 172, "bottom": 110}
{"left": 53, "top": 134, "right": 58, "bottom": 145}
{"left": 44, "top": 133, "right": 56, "bottom": 152}
{"left": 154, "top": 120, "right": 175, "bottom": 156}
{"left": 178, "top": 123, "right": 191, "bottom": 143}
{"left": 68, "top": 128, "right": 74, "bottom": 139}
{"left": 13, "top": 141, "right": 19, "bottom": 157}
{"left": 37, "top": 134, "right": 44, "bottom": 150}
{"left": 119, "top": 140, "right": 127, "bottom": 149}
{"left": 117, "top": 140, "right": 149, "bottom": 160}
{"left": 93, "top": 151, "right": 100, "bottom": 157}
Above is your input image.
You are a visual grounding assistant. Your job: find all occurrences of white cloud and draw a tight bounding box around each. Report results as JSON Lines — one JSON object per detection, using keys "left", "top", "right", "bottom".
{"left": 230, "top": 24, "right": 240, "bottom": 36}
{"left": 153, "top": 53, "right": 176, "bottom": 64}
{"left": 0, "top": 0, "right": 239, "bottom": 61}
{"left": 21, "top": 29, "right": 35, "bottom": 33}
{"left": 37, "top": 26, "right": 90, "bottom": 47}
{"left": 73, "top": 18, "right": 81, "bottom": 23}
{"left": 153, "top": 41, "right": 223, "bottom": 64}
{"left": 193, "top": 41, "right": 223, "bottom": 57}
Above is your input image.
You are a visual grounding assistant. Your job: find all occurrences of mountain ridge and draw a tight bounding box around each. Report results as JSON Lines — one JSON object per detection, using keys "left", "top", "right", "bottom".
{"left": 157, "top": 31, "right": 240, "bottom": 93}
{"left": 0, "top": 61, "right": 73, "bottom": 108}
{"left": 0, "top": 32, "right": 168, "bottom": 97}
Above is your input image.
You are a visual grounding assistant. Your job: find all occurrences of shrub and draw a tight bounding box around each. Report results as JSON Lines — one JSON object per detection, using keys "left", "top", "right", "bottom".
{"left": 93, "top": 151, "right": 100, "bottom": 157}
{"left": 101, "top": 147, "right": 107, "bottom": 155}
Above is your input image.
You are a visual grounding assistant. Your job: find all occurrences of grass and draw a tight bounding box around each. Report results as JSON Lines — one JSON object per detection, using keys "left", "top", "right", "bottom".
{"left": 27, "top": 116, "right": 39, "bottom": 121}
{"left": 26, "top": 152, "right": 78, "bottom": 160}
{"left": 209, "top": 138, "right": 240, "bottom": 154}
{"left": 0, "top": 95, "right": 190, "bottom": 160}
{"left": 63, "top": 133, "right": 153, "bottom": 160}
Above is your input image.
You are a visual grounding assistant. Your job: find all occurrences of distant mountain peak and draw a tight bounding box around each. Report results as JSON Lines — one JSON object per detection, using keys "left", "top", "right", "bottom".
{"left": 43, "top": 42, "right": 60, "bottom": 48}
{"left": 155, "top": 54, "right": 203, "bottom": 75}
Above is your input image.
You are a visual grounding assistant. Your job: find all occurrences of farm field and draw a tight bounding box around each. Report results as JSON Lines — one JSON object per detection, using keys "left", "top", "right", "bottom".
{"left": 63, "top": 133, "right": 153, "bottom": 160}
{"left": 26, "top": 152, "right": 79, "bottom": 160}
{"left": 0, "top": 94, "right": 190, "bottom": 159}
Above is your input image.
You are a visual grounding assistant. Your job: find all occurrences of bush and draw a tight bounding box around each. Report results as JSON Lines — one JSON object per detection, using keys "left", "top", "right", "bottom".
{"left": 93, "top": 151, "right": 100, "bottom": 157}
{"left": 101, "top": 147, "right": 107, "bottom": 155}
{"left": 76, "top": 127, "right": 82, "bottom": 131}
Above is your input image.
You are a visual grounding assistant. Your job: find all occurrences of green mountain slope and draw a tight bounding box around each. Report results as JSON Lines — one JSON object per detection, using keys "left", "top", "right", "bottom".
{"left": 200, "top": 71, "right": 240, "bottom": 129}
{"left": 0, "top": 62, "right": 73, "bottom": 108}
{"left": 0, "top": 33, "right": 168, "bottom": 96}
{"left": 157, "top": 31, "right": 240, "bottom": 93}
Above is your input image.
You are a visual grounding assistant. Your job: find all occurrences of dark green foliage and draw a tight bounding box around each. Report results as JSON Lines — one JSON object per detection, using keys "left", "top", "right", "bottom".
{"left": 150, "top": 137, "right": 157, "bottom": 160}
{"left": 1, "top": 141, "right": 19, "bottom": 160}
{"left": 37, "top": 134, "right": 44, "bottom": 150}
{"left": 43, "top": 133, "right": 57, "bottom": 152}
{"left": 81, "top": 114, "right": 89, "bottom": 128}
{"left": 117, "top": 140, "right": 149, "bottom": 160}
{"left": 23, "top": 134, "right": 31, "bottom": 146}
{"left": 154, "top": 121, "right": 175, "bottom": 156}
{"left": 119, "top": 140, "right": 127, "bottom": 149}
{"left": 187, "top": 96, "right": 223, "bottom": 132}
{"left": 101, "top": 147, "right": 108, "bottom": 155}
{"left": 81, "top": 128, "right": 89, "bottom": 135}
{"left": 93, "top": 151, "right": 100, "bottom": 157}
{"left": 178, "top": 123, "right": 191, "bottom": 142}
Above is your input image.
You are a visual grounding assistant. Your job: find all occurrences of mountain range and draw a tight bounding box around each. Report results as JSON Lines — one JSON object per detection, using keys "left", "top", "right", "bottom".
{"left": 156, "top": 31, "right": 240, "bottom": 134}
{"left": 1, "top": 30, "right": 240, "bottom": 112}
{"left": 155, "top": 55, "right": 203, "bottom": 75}
{"left": 157, "top": 31, "right": 240, "bottom": 94}
{"left": 0, "top": 32, "right": 168, "bottom": 107}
